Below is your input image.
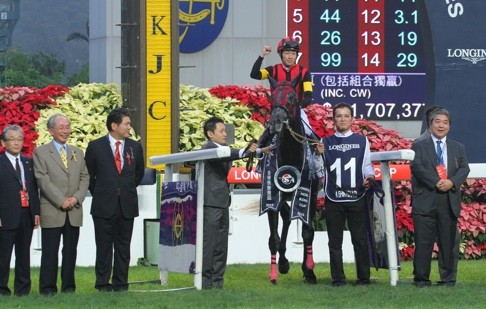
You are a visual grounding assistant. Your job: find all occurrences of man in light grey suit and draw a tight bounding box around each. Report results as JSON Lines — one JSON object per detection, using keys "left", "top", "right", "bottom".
{"left": 33, "top": 114, "right": 89, "bottom": 295}
{"left": 410, "top": 108, "right": 469, "bottom": 287}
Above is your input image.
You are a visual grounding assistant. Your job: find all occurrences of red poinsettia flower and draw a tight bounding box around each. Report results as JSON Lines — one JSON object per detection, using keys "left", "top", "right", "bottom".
{"left": 0, "top": 85, "right": 68, "bottom": 157}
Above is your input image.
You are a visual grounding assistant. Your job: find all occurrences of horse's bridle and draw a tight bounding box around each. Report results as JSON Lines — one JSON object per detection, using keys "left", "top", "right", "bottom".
{"left": 270, "top": 102, "right": 320, "bottom": 146}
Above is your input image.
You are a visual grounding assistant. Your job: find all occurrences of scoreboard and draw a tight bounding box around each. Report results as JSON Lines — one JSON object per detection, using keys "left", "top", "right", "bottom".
{"left": 287, "top": 0, "right": 427, "bottom": 120}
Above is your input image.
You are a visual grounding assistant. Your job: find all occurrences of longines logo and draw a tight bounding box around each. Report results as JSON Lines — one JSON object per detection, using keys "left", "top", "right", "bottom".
{"left": 447, "top": 48, "right": 486, "bottom": 64}
{"left": 179, "top": 0, "right": 229, "bottom": 53}
{"left": 328, "top": 144, "right": 360, "bottom": 153}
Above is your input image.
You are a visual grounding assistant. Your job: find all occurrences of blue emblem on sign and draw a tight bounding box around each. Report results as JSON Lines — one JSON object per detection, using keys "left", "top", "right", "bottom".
{"left": 179, "top": 0, "right": 229, "bottom": 53}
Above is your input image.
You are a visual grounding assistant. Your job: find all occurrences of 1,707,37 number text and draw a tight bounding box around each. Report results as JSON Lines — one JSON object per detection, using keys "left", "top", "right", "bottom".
{"left": 350, "top": 102, "right": 425, "bottom": 120}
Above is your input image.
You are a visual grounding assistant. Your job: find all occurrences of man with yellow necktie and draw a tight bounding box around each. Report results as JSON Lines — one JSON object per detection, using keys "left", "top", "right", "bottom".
{"left": 33, "top": 114, "right": 89, "bottom": 295}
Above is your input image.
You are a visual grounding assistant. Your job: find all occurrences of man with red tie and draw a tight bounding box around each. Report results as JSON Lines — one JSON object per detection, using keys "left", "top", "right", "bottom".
{"left": 0, "top": 125, "right": 40, "bottom": 296}
{"left": 85, "top": 108, "right": 145, "bottom": 292}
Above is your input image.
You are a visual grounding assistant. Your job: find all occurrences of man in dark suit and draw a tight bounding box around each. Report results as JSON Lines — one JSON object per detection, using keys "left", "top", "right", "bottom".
{"left": 411, "top": 107, "right": 469, "bottom": 287}
{"left": 85, "top": 108, "right": 144, "bottom": 292}
{"left": 414, "top": 105, "right": 461, "bottom": 284}
{"left": 201, "top": 116, "right": 266, "bottom": 289}
{"left": 33, "top": 114, "right": 89, "bottom": 295}
{"left": 0, "top": 125, "right": 40, "bottom": 296}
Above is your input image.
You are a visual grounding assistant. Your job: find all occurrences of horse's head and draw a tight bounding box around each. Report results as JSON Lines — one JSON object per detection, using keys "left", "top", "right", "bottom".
{"left": 268, "top": 105, "right": 288, "bottom": 134}
{"left": 268, "top": 75, "right": 300, "bottom": 134}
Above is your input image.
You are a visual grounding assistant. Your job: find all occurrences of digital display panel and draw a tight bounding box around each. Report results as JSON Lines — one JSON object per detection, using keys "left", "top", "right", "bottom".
{"left": 287, "top": 0, "right": 427, "bottom": 120}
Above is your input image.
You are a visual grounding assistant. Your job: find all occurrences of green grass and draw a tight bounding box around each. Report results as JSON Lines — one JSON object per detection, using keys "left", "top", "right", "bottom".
{"left": 3, "top": 260, "right": 486, "bottom": 308}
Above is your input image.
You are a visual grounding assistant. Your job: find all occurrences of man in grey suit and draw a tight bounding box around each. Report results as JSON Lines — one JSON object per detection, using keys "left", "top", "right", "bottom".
{"left": 414, "top": 105, "right": 461, "bottom": 284}
{"left": 201, "top": 116, "right": 272, "bottom": 289}
{"left": 410, "top": 108, "right": 469, "bottom": 287}
{"left": 33, "top": 114, "right": 89, "bottom": 295}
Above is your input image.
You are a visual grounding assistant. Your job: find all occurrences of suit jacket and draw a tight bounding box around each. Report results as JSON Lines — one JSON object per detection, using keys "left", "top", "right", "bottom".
{"left": 411, "top": 136, "right": 470, "bottom": 218}
{"left": 85, "top": 135, "right": 144, "bottom": 219}
{"left": 201, "top": 141, "right": 243, "bottom": 208}
{"left": 33, "top": 142, "right": 90, "bottom": 228}
{"left": 0, "top": 154, "right": 40, "bottom": 229}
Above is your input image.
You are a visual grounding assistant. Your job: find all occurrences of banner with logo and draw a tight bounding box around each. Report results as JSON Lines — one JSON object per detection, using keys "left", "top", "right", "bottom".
{"left": 158, "top": 181, "right": 197, "bottom": 274}
{"left": 259, "top": 136, "right": 282, "bottom": 215}
{"left": 290, "top": 143, "right": 314, "bottom": 226}
{"left": 420, "top": 1, "right": 486, "bottom": 163}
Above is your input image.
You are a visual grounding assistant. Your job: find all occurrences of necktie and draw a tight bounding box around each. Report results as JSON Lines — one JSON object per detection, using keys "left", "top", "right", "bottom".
{"left": 60, "top": 146, "right": 68, "bottom": 169}
{"left": 436, "top": 140, "right": 443, "bottom": 166}
{"left": 115, "top": 141, "right": 122, "bottom": 173}
{"left": 15, "top": 157, "right": 22, "bottom": 179}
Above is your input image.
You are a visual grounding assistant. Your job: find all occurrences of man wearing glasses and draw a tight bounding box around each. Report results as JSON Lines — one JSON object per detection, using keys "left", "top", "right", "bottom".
{"left": 0, "top": 125, "right": 40, "bottom": 296}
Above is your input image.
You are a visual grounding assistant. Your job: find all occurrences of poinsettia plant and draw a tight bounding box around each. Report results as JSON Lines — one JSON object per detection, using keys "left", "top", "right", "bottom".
{"left": 179, "top": 85, "right": 264, "bottom": 168}
{"left": 36, "top": 83, "right": 126, "bottom": 150}
{"left": 209, "top": 84, "right": 272, "bottom": 123}
{"left": 0, "top": 85, "right": 68, "bottom": 156}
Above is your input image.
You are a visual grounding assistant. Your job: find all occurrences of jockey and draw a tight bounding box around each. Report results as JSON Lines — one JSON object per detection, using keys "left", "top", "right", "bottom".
{"left": 250, "top": 36, "right": 314, "bottom": 137}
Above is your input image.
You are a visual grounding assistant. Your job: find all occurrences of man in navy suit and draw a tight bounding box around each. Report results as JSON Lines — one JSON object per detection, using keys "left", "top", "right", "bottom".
{"left": 411, "top": 107, "right": 469, "bottom": 287}
{"left": 0, "top": 125, "right": 40, "bottom": 296}
{"left": 85, "top": 108, "right": 144, "bottom": 292}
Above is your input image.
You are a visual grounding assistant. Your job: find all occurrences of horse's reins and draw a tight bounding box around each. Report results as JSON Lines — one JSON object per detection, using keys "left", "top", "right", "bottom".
{"left": 285, "top": 121, "right": 321, "bottom": 145}
{"left": 243, "top": 134, "right": 257, "bottom": 172}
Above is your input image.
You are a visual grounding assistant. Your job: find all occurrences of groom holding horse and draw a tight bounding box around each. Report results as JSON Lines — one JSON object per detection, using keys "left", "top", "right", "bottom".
{"left": 316, "top": 102, "right": 375, "bottom": 287}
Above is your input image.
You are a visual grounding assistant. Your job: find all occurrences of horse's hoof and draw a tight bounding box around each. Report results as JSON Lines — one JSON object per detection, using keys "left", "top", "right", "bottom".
{"left": 303, "top": 270, "right": 317, "bottom": 285}
{"left": 278, "top": 257, "right": 290, "bottom": 274}
{"left": 270, "top": 279, "right": 277, "bottom": 285}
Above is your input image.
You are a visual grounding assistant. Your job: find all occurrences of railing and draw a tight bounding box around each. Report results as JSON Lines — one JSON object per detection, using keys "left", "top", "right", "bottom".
{"left": 150, "top": 148, "right": 415, "bottom": 287}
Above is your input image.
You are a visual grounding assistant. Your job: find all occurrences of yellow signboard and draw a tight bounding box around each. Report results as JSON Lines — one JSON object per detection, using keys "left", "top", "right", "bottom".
{"left": 146, "top": 0, "right": 172, "bottom": 168}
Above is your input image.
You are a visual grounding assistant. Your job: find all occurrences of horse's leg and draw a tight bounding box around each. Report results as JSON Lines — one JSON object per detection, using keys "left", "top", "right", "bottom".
{"left": 267, "top": 210, "right": 280, "bottom": 284}
{"left": 302, "top": 182, "right": 318, "bottom": 284}
{"left": 278, "top": 201, "right": 291, "bottom": 274}
{"left": 301, "top": 223, "right": 317, "bottom": 284}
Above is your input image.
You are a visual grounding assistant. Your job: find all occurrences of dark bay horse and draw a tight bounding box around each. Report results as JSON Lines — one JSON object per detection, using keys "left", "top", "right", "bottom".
{"left": 259, "top": 75, "right": 319, "bottom": 284}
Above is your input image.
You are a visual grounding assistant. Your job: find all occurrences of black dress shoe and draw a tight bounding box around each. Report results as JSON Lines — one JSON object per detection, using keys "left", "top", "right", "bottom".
{"left": 61, "top": 287, "right": 76, "bottom": 293}
{"left": 414, "top": 281, "right": 432, "bottom": 288}
{"left": 436, "top": 281, "right": 456, "bottom": 287}
{"left": 0, "top": 289, "right": 11, "bottom": 296}
{"left": 113, "top": 285, "right": 129, "bottom": 292}
{"left": 355, "top": 279, "right": 370, "bottom": 286}
{"left": 95, "top": 285, "right": 113, "bottom": 292}
{"left": 332, "top": 280, "right": 346, "bottom": 287}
